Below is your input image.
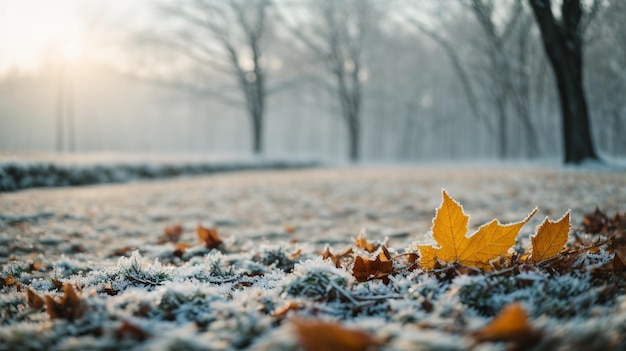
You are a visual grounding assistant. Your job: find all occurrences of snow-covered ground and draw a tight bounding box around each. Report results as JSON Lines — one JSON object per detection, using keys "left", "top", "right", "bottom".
{"left": 1, "top": 166, "right": 625, "bottom": 350}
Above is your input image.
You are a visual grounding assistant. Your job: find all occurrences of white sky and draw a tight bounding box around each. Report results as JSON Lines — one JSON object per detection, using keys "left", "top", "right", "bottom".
{"left": 0, "top": 0, "right": 151, "bottom": 74}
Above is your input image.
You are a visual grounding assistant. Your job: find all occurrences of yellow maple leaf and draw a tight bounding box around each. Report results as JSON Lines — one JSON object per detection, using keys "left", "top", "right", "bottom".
{"left": 529, "top": 212, "right": 570, "bottom": 263}
{"left": 418, "top": 190, "right": 537, "bottom": 270}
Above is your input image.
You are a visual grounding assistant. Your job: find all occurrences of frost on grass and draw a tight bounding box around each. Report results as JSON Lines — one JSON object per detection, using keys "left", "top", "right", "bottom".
{"left": 1, "top": 241, "right": 624, "bottom": 350}
{"left": 1, "top": 195, "right": 626, "bottom": 350}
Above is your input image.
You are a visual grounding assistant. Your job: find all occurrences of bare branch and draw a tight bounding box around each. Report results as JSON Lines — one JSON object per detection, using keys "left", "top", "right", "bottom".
{"left": 404, "top": 16, "right": 494, "bottom": 134}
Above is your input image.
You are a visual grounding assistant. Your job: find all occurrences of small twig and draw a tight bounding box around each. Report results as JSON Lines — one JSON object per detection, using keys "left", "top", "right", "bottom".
{"left": 328, "top": 280, "right": 359, "bottom": 305}
{"left": 353, "top": 294, "right": 402, "bottom": 301}
{"left": 127, "top": 275, "right": 163, "bottom": 286}
{"left": 207, "top": 276, "right": 240, "bottom": 284}
{"left": 486, "top": 266, "right": 517, "bottom": 277}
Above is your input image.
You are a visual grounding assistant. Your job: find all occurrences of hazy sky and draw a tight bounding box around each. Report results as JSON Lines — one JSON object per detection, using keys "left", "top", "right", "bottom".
{"left": 0, "top": 0, "right": 152, "bottom": 74}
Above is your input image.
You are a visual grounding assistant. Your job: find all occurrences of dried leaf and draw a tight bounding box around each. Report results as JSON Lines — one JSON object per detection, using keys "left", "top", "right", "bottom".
{"left": 197, "top": 224, "right": 223, "bottom": 249}
{"left": 292, "top": 319, "right": 380, "bottom": 351}
{"left": 419, "top": 190, "right": 537, "bottom": 270}
{"left": 30, "top": 262, "right": 43, "bottom": 272}
{"left": 50, "top": 278, "right": 64, "bottom": 290}
{"left": 355, "top": 232, "right": 377, "bottom": 252}
{"left": 583, "top": 207, "right": 609, "bottom": 234}
{"left": 45, "top": 284, "right": 86, "bottom": 321}
{"left": 284, "top": 223, "right": 296, "bottom": 234}
{"left": 378, "top": 245, "right": 392, "bottom": 262}
{"left": 288, "top": 248, "right": 302, "bottom": 260}
{"left": 159, "top": 223, "right": 183, "bottom": 244}
{"left": 109, "top": 246, "right": 134, "bottom": 257}
{"left": 27, "top": 288, "right": 45, "bottom": 309}
{"left": 272, "top": 301, "right": 301, "bottom": 318}
{"left": 321, "top": 246, "right": 340, "bottom": 267}
{"left": 103, "top": 283, "right": 119, "bottom": 296}
{"left": 472, "top": 302, "right": 541, "bottom": 350}
{"left": 320, "top": 246, "right": 352, "bottom": 268}
{"left": 529, "top": 212, "right": 570, "bottom": 263}
{"left": 115, "top": 320, "right": 149, "bottom": 341}
{"left": 1, "top": 275, "right": 21, "bottom": 292}
{"left": 173, "top": 242, "right": 192, "bottom": 257}
{"left": 352, "top": 255, "right": 393, "bottom": 283}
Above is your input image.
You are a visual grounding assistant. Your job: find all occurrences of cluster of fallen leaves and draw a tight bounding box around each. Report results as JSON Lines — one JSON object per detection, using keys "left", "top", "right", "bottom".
{"left": 293, "top": 190, "right": 626, "bottom": 351}
{"left": 5, "top": 189, "right": 626, "bottom": 351}
{"left": 345, "top": 190, "right": 575, "bottom": 287}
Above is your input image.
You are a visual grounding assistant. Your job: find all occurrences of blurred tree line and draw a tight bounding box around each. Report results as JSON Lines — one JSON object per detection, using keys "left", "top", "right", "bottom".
{"left": 0, "top": 0, "right": 624, "bottom": 164}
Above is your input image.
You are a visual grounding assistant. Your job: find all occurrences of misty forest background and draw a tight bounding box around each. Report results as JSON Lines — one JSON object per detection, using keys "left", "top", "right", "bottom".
{"left": 1, "top": 0, "right": 625, "bottom": 164}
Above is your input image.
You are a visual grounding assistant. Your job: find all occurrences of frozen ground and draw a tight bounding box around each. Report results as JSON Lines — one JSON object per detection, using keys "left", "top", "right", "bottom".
{"left": 1, "top": 166, "right": 626, "bottom": 350}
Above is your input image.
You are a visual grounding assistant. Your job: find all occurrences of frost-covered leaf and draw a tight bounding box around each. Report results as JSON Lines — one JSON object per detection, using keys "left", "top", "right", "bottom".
{"left": 352, "top": 254, "right": 393, "bottom": 284}
{"left": 26, "top": 288, "right": 44, "bottom": 309}
{"left": 529, "top": 212, "right": 570, "bottom": 263}
{"left": 45, "top": 284, "right": 86, "bottom": 321}
{"left": 1, "top": 275, "right": 21, "bottom": 291}
{"left": 197, "top": 224, "right": 223, "bottom": 249}
{"left": 418, "top": 190, "right": 536, "bottom": 270}
{"left": 158, "top": 223, "right": 183, "bottom": 244}
{"left": 355, "top": 232, "right": 377, "bottom": 253}
{"left": 320, "top": 246, "right": 352, "bottom": 268}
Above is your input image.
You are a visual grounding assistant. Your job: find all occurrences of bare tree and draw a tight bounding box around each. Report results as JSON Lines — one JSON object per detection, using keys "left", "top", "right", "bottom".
{"left": 277, "top": 0, "right": 379, "bottom": 161}
{"left": 466, "top": 0, "right": 541, "bottom": 158}
{"left": 403, "top": 1, "right": 541, "bottom": 159}
{"left": 54, "top": 61, "right": 77, "bottom": 152}
{"left": 157, "top": 0, "right": 271, "bottom": 155}
{"left": 403, "top": 10, "right": 493, "bottom": 136}
{"left": 528, "top": 0, "right": 599, "bottom": 163}
{"left": 586, "top": 0, "right": 626, "bottom": 156}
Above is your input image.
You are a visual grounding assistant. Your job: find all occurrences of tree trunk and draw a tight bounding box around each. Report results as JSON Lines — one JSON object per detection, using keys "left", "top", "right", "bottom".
{"left": 56, "top": 64, "right": 65, "bottom": 152}
{"left": 528, "top": 0, "right": 598, "bottom": 164}
{"left": 554, "top": 58, "right": 597, "bottom": 163}
{"left": 348, "top": 114, "right": 360, "bottom": 162}
{"left": 251, "top": 111, "right": 263, "bottom": 155}
{"left": 495, "top": 94, "right": 509, "bottom": 159}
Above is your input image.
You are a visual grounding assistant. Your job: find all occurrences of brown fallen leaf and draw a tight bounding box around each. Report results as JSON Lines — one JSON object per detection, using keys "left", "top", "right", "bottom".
{"left": 109, "top": 246, "right": 134, "bottom": 257}
{"left": 529, "top": 212, "right": 570, "bottom": 263}
{"left": 583, "top": 207, "right": 610, "bottom": 234}
{"left": 472, "top": 302, "right": 541, "bottom": 350}
{"left": 27, "top": 288, "right": 45, "bottom": 309}
{"left": 197, "top": 224, "right": 223, "bottom": 249}
{"left": 292, "top": 319, "right": 380, "bottom": 351}
{"left": 29, "top": 262, "right": 43, "bottom": 272}
{"left": 115, "top": 320, "right": 149, "bottom": 341}
{"left": 379, "top": 245, "right": 392, "bottom": 261}
{"left": 355, "top": 232, "right": 378, "bottom": 253}
{"left": 158, "top": 223, "right": 183, "bottom": 244}
{"left": 173, "top": 242, "right": 192, "bottom": 257}
{"left": 321, "top": 246, "right": 353, "bottom": 268}
{"left": 272, "top": 301, "right": 301, "bottom": 318}
{"left": 1, "top": 275, "right": 21, "bottom": 292}
{"left": 45, "top": 284, "right": 86, "bottom": 321}
{"left": 288, "top": 248, "right": 302, "bottom": 261}
{"left": 284, "top": 223, "right": 297, "bottom": 234}
{"left": 50, "top": 278, "right": 64, "bottom": 291}
{"left": 418, "top": 190, "right": 537, "bottom": 270}
{"left": 352, "top": 253, "right": 393, "bottom": 284}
